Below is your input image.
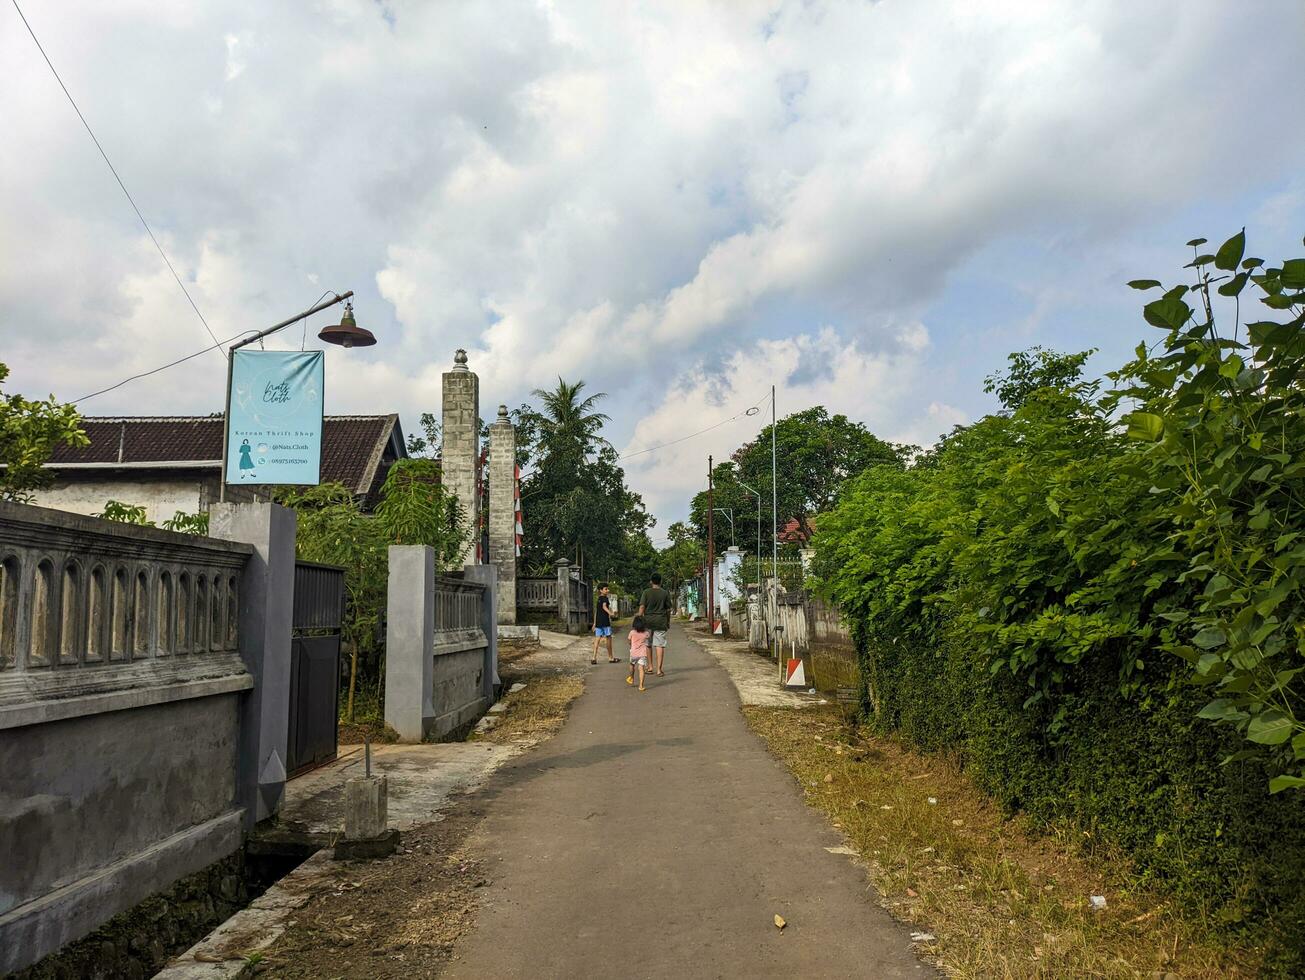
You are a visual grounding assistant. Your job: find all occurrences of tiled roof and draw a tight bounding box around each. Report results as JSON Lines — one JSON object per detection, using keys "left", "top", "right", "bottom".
{"left": 48, "top": 415, "right": 403, "bottom": 496}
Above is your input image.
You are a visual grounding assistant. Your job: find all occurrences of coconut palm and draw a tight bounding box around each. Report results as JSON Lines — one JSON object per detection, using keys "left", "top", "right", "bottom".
{"left": 530, "top": 378, "right": 610, "bottom": 449}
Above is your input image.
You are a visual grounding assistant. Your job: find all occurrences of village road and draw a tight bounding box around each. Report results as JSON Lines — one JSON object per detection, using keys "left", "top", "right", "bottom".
{"left": 446, "top": 623, "right": 930, "bottom": 979}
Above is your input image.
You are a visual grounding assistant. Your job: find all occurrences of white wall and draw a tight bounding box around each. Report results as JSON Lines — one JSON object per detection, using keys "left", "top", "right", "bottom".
{"left": 31, "top": 478, "right": 204, "bottom": 526}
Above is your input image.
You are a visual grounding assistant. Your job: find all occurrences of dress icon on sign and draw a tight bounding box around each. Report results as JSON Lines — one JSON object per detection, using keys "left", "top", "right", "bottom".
{"left": 238, "top": 439, "right": 256, "bottom": 479}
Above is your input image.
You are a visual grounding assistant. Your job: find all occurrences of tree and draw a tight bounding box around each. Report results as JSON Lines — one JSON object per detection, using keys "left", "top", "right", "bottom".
{"left": 405, "top": 412, "right": 441, "bottom": 458}
{"left": 279, "top": 458, "right": 467, "bottom": 721}
{"left": 0, "top": 362, "right": 88, "bottom": 502}
{"left": 658, "top": 521, "right": 704, "bottom": 599}
{"left": 517, "top": 378, "right": 653, "bottom": 590}
{"left": 689, "top": 407, "right": 904, "bottom": 553}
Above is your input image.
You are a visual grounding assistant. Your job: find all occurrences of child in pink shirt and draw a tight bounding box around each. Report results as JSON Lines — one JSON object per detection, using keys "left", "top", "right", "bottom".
{"left": 627, "top": 616, "right": 650, "bottom": 691}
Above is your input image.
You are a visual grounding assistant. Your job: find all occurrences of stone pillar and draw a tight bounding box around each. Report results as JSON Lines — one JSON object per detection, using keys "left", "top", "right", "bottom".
{"left": 463, "top": 563, "right": 501, "bottom": 698}
{"left": 209, "top": 501, "right": 296, "bottom": 829}
{"left": 385, "top": 545, "right": 435, "bottom": 743}
{"left": 487, "top": 405, "right": 518, "bottom": 624}
{"left": 555, "top": 558, "right": 572, "bottom": 631}
{"left": 442, "top": 349, "right": 480, "bottom": 567}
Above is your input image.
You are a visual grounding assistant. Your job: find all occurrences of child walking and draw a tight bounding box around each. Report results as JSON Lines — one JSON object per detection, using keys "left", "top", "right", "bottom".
{"left": 627, "top": 615, "right": 651, "bottom": 691}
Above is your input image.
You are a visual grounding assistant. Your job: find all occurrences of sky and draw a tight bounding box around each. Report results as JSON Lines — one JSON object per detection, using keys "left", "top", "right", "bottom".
{"left": 3, "top": 0, "right": 1304, "bottom": 541}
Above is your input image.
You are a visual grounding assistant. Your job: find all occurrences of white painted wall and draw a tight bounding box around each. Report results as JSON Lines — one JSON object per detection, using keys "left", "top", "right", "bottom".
{"left": 31, "top": 478, "right": 204, "bottom": 526}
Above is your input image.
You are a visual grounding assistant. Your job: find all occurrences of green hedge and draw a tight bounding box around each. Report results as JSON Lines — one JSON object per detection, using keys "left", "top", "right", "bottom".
{"left": 858, "top": 621, "right": 1305, "bottom": 970}
{"left": 816, "top": 235, "right": 1305, "bottom": 971}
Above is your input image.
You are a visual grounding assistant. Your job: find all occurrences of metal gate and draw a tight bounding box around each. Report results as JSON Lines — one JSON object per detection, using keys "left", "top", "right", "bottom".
{"left": 288, "top": 560, "right": 345, "bottom": 778}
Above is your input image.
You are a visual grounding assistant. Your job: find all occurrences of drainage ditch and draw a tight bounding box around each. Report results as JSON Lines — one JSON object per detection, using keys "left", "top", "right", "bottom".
{"left": 13, "top": 833, "right": 323, "bottom": 980}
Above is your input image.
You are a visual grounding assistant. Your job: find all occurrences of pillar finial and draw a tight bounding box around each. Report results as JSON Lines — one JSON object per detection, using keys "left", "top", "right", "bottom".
{"left": 497, "top": 404, "right": 509, "bottom": 420}
{"left": 452, "top": 348, "right": 469, "bottom": 372}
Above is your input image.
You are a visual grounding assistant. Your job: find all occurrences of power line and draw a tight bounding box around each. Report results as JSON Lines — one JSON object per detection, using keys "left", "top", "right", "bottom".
{"left": 617, "top": 389, "right": 771, "bottom": 462}
{"left": 72, "top": 329, "right": 258, "bottom": 403}
{"left": 11, "top": 0, "right": 222, "bottom": 353}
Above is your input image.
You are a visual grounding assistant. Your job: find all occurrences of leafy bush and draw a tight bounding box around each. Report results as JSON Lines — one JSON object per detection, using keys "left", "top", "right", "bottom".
{"left": 813, "top": 235, "right": 1305, "bottom": 968}
{"left": 277, "top": 458, "right": 466, "bottom": 720}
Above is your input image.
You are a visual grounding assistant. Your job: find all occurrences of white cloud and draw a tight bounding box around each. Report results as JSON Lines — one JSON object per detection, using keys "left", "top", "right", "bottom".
{"left": 2, "top": 0, "right": 1304, "bottom": 530}
{"left": 621, "top": 325, "right": 932, "bottom": 527}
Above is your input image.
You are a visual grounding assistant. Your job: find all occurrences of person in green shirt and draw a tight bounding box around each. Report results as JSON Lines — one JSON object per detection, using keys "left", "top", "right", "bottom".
{"left": 637, "top": 572, "right": 673, "bottom": 676}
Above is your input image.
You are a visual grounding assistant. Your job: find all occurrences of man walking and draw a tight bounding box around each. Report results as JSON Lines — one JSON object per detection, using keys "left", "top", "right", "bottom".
{"left": 591, "top": 583, "right": 618, "bottom": 664}
{"left": 637, "top": 572, "right": 673, "bottom": 677}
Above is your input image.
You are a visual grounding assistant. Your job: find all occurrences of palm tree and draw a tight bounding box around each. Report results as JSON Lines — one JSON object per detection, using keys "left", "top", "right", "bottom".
{"left": 531, "top": 378, "right": 610, "bottom": 448}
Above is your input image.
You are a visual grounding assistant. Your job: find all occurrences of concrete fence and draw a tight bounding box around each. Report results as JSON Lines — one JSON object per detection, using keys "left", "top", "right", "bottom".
{"left": 0, "top": 500, "right": 296, "bottom": 974}
{"left": 727, "top": 578, "right": 857, "bottom": 688}
{"left": 385, "top": 546, "right": 498, "bottom": 742}
{"left": 513, "top": 557, "right": 593, "bottom": 634}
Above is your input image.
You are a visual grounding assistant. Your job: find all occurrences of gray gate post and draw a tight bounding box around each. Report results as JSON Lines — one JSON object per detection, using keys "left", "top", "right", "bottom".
{"left": 463, "top": 563, "right": 500, "bottom": 699}
{"left": 555, "top": 558, "right": 572, "bottom": 631}
{"left": 210, "top": 501, "right": 296, "bottom": 829}
{"left": 385, "top": 545, "right": 434, "bottom": 742}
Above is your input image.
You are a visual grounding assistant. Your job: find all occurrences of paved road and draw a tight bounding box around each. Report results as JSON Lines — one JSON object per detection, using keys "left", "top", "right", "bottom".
{"left": 448, "top": 624, "right": 930, "bottom": 979}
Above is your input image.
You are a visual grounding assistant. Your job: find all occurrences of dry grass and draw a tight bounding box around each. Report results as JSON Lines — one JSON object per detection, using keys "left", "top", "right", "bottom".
{"left": 469, "top": 673, "right": 585, "bottom": 745}
{"left": 744, "top": 705, "right": 1259, "bottom": 979}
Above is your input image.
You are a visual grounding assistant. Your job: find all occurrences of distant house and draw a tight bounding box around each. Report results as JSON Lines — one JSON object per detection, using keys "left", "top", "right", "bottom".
{"left": 30, "top": 415, "right": 407, "bottom": 523}
{"left": 777, "top": 517, "right": 812, "bottom": 545}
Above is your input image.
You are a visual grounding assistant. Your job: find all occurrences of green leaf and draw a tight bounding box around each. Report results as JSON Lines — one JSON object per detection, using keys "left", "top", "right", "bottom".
{"left": 1185, "top": 253, "right": 1216, "bottom": 268}
{"left": 1143, "top": 296, "right": 1192, "bottom": 330}
{"left": 1197, "top": 698, "right": 1236, "bottom": 720}
{"left": 1282, "top": 258, "right": 1305, "bottom": 289}
{"left": 1242, "top": 257, "right": 1264, "bottom": 270}
{"left": 1269, "top": 775, "right": 1305, "bottom": 793}
{"left": 1193, "top": 626, "right": 1227, "bottom": 650}
{"left": 1127, "top": 279, "right": 1162, "bottom": 290}
{"left": 1126, "top": 412, "right": 1165, "bottom": 442}
{"left": 1263, "top": 292, "right": 1299, "bottom": 310}
{"left": 1218, "top": 272, "right": 1249, "bottom": 297}
{"left": 1214, "top": 229, "right": 1246, "bottom": 271}
{"left": 1248, "top": 710, "right": 1294, "bottom": 745}
{"left": 1187, "top": 238, "right": 1208, "bottom": 247}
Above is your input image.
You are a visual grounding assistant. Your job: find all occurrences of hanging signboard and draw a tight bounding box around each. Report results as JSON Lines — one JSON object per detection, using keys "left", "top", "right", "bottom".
{"left": 225, "top": 349, "right": 324, "bottom": 486}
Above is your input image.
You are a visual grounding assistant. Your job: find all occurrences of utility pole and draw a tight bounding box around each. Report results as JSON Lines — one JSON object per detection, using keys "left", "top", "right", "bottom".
{"left": 707, "top": 455, "right": 716, "bottom": 632}
{"left": 772, "top": 384, "right": 780, "bottom": 677}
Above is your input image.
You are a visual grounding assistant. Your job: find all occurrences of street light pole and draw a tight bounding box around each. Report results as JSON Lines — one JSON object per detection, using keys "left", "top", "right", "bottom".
{"left": 219, "top": 290, "right": 368, "bottom": 502}
{"left": 738, "top": 481, "right": 762, "bottom": 589}
{"left": 712, "top": 507, "right": 735, "bottom": 546}
{"left": 707, "top": 455, "right": 716, "bottom": 632}
{"left": 771, "top": 384, "right": 780, "bottom": 676}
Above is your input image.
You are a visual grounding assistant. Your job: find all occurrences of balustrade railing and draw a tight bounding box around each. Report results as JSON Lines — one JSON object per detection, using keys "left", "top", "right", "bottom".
{"left": 0, "top": 502, "right": 251, "bottom": 677}
{"left": 516, "top": 576, "right": 558, "bottom": 610}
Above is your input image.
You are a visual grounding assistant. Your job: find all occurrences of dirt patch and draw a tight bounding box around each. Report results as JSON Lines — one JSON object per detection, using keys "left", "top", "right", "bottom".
{"left": 743, "top": 704, "right": 1259, "bottom": 979}
{"left": 254, "top": 809, "right": 485, "bottom": 978}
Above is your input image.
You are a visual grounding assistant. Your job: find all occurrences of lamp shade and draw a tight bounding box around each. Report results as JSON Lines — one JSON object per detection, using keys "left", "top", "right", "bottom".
{"left": 318, "top": 303, "right": 376, "bottom": 348}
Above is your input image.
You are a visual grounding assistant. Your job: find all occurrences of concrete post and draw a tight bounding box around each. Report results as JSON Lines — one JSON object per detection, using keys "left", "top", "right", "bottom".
{"left": 209, "top": 502, "right": 296, "bottom": 829}
{"left": 718, "top": 545, "right": 744, "bottom": 619}
{"left": 555, "top": 558, "right": 572, "bottom": 631}
{"left": 442, "top": 350, "right": 480, "bottom": 567}
{"left": 463, "top": 563, "right": 500, "bottom": 698}
{"left": 385, "top": 545, "right": 435, "bottom": 743}
{"left": 487, "top": 405, "right": 517, "bottom": 624}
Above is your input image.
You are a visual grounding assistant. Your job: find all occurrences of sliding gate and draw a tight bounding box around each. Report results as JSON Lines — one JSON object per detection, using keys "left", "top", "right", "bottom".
{"left": 288, "top": 560, "right": 346, "bottom": 778}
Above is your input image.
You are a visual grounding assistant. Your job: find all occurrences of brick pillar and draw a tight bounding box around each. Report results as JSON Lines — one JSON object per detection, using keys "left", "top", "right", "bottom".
{"left": 488, "top": 405, "right": 517, "bottom": 624}
{"left": 441, "top": 349, "right": 480, "bottom": 567}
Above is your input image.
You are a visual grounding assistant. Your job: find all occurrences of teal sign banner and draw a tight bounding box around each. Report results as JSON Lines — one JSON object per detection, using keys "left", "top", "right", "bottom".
{"left": 225, "top": 350, "right": 324, "bottom": 485}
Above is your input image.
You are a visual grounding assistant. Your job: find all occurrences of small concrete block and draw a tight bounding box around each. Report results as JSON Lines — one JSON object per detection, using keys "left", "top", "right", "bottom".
{"left": 333, "top": 828, "right": 400, "bottom": 861}
{"left": 474, "top": 715, "right": 500, "bottom": 732}
{"left": 488, "top": 701, "right": 508, "bottom": 714}
{"left": 344, "top": 774, "right": 388, "bottom": 841}
{"left": 509, "top": 682, "right": 526, "bottom": 693}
